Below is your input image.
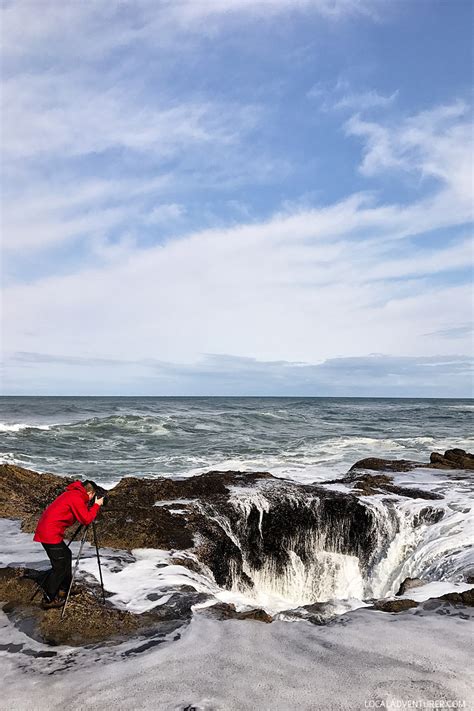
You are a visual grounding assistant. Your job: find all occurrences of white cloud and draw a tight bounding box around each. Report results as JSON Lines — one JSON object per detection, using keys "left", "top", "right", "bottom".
{"left": 346, "top": 101, "right": 473, "bottom": 203}
{"left": 1, "top": 73, "right": 258, "bottom": 162}
{"left": 2, "top": 101, "right": 472, "bottom": 377}
{"left": 308, "top": 80, "right": 397, "bottom": 112}
{"left": 1, "top": 0, "right": 378, "bottom": 64}
{"left": 0, "top": 0, "right": 379, "bottom": 265}
{"left": 1, "top": 176, "right": 170, "bottom": 252}
{"left": 145, "top": 204, "right": 185, "bottom": 225}
{"left": 333, "top": 89, "right": 398, "bottom": 111}
{"left": 2, "top": 193, "right": 472, "bottom": 369}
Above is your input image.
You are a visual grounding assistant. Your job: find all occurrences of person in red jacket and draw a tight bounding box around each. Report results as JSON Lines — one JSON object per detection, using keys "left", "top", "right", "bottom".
{"left": 34, "top": 480, "right": 104, "bottom": 608}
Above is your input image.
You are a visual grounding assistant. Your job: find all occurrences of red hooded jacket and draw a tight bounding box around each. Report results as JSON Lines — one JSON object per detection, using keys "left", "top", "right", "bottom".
{"left": 34, "top": 481, "right": 100, "bottom": 544}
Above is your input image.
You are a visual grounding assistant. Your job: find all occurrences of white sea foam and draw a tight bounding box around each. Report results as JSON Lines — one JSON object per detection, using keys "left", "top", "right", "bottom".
{"left": 398, "top": 580, "right": 473, "bottom": 601}
{"left": 0, "top": 422, "right": 52, "bottom": 432}
{"left": 153, "top": 498, "right": 194, "bottom": 508}
{"left": 79, "top": 548, "right": 218, "bottom": 614}
{"left": 0, "top": 610, "right": 472, "bottom": 711}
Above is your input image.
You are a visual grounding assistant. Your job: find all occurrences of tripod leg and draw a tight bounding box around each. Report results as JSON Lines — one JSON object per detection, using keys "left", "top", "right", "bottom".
{"left": 61, "top": 526, "right": 89, "bottom": 620}
{"left": 92, "top": 521, "right": 105, "bottom": 604}
{"left": 67, "top": 523, "right": 83, "bottom": 547}
{"left": 30, "top": 569, "right": 51, "bottom": 602}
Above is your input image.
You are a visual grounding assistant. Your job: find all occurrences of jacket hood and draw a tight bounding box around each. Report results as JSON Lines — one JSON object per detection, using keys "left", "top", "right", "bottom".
{"left": 66, "top": 481, "right": 88, "bottom": 498}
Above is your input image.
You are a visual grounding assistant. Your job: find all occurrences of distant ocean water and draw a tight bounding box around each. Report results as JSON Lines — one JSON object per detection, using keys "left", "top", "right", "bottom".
{"left": 1, "top": 397, "right": 472, "bottom": 485}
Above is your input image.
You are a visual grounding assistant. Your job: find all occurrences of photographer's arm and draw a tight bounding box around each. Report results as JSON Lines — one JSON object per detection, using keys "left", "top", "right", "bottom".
{"left": 70, "top": 497, "right": 103, "bottom": 526}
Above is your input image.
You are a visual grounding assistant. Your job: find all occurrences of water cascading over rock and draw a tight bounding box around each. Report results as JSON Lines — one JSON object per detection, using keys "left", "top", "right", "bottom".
{"left": 195, "top": 481, "right": 432, "bottom": 606}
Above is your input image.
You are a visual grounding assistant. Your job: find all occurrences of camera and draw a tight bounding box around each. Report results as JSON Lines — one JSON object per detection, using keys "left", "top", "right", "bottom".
{"left": 93, "top": 485, "right": 110, "bottom": 507}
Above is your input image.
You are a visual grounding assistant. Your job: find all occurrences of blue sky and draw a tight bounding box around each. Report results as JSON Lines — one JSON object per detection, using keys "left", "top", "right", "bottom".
{"left": 1, "top": 0, "right": 473, "bottom": 396}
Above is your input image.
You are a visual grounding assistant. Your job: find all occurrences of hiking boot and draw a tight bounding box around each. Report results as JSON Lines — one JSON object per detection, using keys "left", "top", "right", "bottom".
{"left": 58, "top": 588, "right": 80, "bottom": 598}
{"left": 41, "top": 596, "right": 65, "bottom": 610}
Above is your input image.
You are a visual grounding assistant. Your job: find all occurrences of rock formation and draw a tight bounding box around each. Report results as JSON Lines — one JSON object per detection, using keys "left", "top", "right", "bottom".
{"left": 0, "top": 448, "right": 472, "bottom": 647}
{"left": 350, "top": 448, "right": 474, "bottom": 472}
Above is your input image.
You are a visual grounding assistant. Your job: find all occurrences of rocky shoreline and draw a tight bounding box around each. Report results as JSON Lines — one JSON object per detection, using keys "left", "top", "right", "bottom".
{"left": 0, "top": 449, "right": 473, "bottom": 648}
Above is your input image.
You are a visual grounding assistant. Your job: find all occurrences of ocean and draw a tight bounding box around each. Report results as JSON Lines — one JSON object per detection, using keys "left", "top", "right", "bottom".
{"left": 1, "top": 396, "right": 473, "bottom": 484}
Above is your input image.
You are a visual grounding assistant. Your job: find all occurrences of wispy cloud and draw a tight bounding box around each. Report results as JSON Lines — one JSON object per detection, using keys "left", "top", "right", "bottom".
{"left": 308, "top": 79, "right": 397, "bottom": 112}
{"left": 144, "top": 204, "right": 186, "bottom": 226}
{"left": 333, "top": 89, "right": 398, "bottom": 111}
{"left": 345, "top": 101, "right": 473, "bottom": 201}
{"left": 1, "top": 0, "right": 379, "bottom": 62}
{"left": 2, "top": 73, "right": 259, "bottom": 162}
{"left": 424, "top": 325, "right": 474, "bottom": 340}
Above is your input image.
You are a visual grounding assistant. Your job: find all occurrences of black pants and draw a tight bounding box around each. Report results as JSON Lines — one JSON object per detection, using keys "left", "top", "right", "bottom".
{"left": 41, "top": 542, "right": 72, "bottom": 600}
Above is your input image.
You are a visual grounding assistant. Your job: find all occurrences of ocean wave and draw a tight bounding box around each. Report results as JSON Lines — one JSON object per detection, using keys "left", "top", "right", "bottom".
{"left": 66, "top": 414, "right": 172, "bottom": 436}
{"left": 1, "top": 415, "right": 172, "bottom": 437}
{"left": 0, "top": 422, "right": 52, "bottom": 433}
{"left": 0, "top": 451, "right": 51, "bottom": 471}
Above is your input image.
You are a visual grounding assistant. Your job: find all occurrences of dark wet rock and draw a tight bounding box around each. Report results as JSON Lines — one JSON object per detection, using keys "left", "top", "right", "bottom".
{"left": 0, "top": 460, "right": 448, "bottom": 618}
{"left": 350, "top": 449, "right": 474, "bottom": 473}
{"left": 465, "top": 572, "right": 474, "bottom": 585}
{"left": 373, "top": 598, "right": 418, "bottom": 613}
{"left": 374, "top": 588, "right": 474, "bottom": 615}
{"left": 0, "top": 460, "right": 464, "bottom": 635}
{"left": 168, "top": 556, "right": 205, "bottom": 575}
{"left": 344, "top": 472, "right": 393, "bottom": 494}
{"left": 429, "top": 449, "right": 474, "bottom": 470}
{"left": 415, "top": 601, "right": 472, "bottom": 621}
{"left": 281, "top": 601, "right": 346, "bottom": 625}
{"left": 436, "top": 588, "right": 474, "bottom": 606}
{"left": 329, "top": 471, "right": 443, "bottom": 501}
{"left": 199, "top": 601, "right": 272, "bottom": 623}
{"left": 0, "top": 465, "right": 75, "bottom": 534}
{"left": 236, "top": 608, "right": 273, "bottom": 623}
{"left": 396, "top": 577, "right": 425, "bottom": 596}
{"left": 198, "top": 601, "right": 238, "bottom": 619}
{"left": 196, "top": 480, "right": 401, "bottom": 590}
{"left": 412, "top": 507, "right": 445, "bottom": 526}
{"left": 0, "top": 464, "right": 272, "bottom": 551}
{"left": 350, "top": 458, "right": 423, "bottom": 473}
{"left": 0, "top": 566, "right": 52, "bottom": 614}
{"left": 330, "top": 448, "right": 473, "bottom": 500}
{"left": 1, "top": 457, "right": 469, "bottom": 646}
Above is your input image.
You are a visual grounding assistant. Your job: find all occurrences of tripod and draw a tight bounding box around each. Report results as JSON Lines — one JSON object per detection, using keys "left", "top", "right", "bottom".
{"left": 61, "top": 520, "right": 105, "bottom": 619}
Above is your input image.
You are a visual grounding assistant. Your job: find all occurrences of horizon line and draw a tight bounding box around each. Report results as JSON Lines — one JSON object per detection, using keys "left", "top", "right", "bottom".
{"left": 0, "top": 394, "right": 473, "bottom": 400}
